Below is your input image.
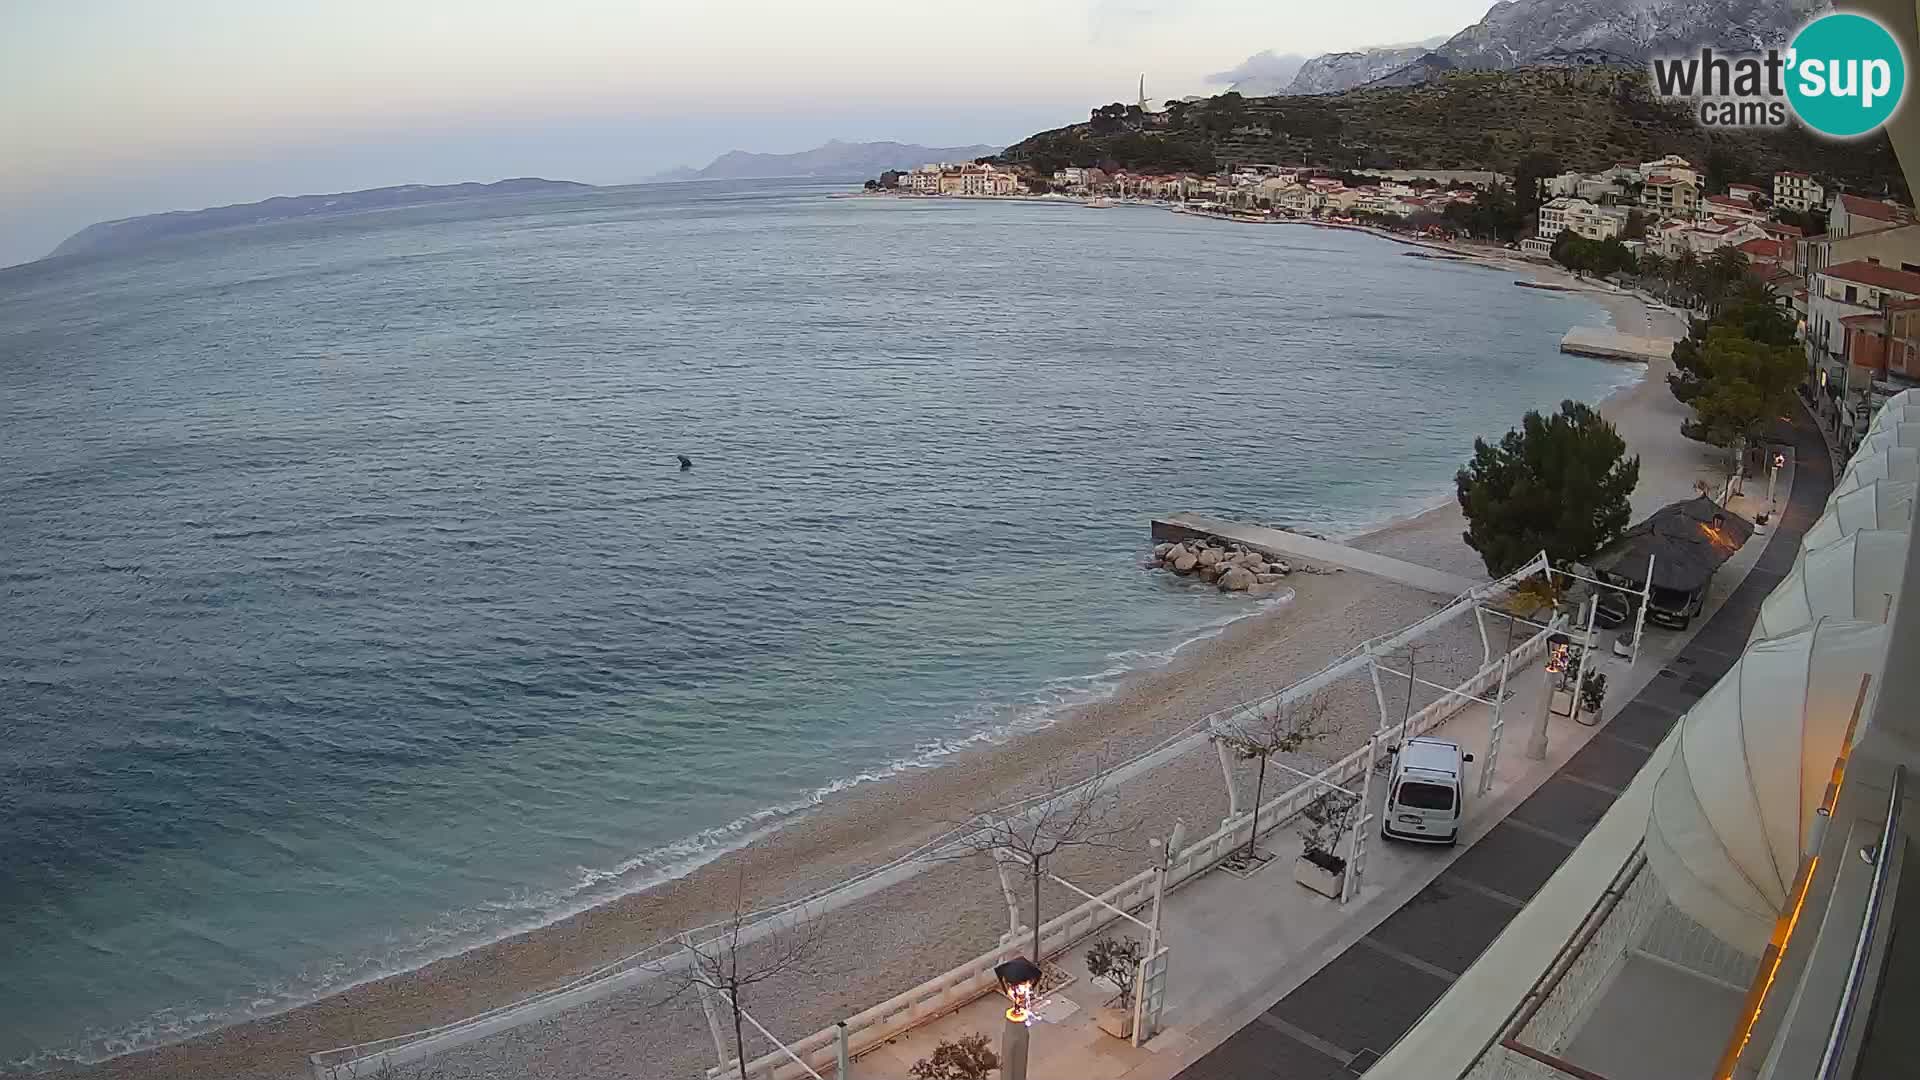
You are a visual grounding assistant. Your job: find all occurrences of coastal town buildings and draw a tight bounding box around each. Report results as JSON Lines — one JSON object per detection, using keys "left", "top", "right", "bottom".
{"left": 1773, "top": 169, "right": 1824, "bottom": 212}
{"left": 936, "top": 164, "right": 1021, "bottom": 196}
{"left": 902, "top": 162, "right": 1022, "bottom": 196}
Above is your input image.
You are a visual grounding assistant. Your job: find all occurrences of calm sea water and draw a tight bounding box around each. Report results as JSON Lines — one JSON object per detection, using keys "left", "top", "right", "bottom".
{"left": 0, "top": 180, "right": 1630, "bottom": 1067}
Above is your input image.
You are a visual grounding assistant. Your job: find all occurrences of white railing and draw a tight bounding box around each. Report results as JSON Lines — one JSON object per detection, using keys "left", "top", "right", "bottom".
{"left": 314, "top": 556, "right": 1558, "bottom": 1080}
{"left": 712, "top": 623, "right": 1558, "bottom": 1080}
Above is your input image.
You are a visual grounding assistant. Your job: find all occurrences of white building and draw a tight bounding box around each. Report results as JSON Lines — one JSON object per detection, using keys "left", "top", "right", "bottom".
{"left": 1638, "top": 154, "right": 1698, "bottom": 186}
{"left": 1538, "top": 196, "right": 1628, "bottom": 242}
{"left": 1773, "top": 170, "right": 1826, "bottom": 213}
{"left": 1656, "top": 218, "right": 1766, "bottom": 259}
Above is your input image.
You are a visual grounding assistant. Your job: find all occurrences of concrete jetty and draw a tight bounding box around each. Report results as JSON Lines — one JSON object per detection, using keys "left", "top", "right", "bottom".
{"left": 1151, "top": 513, "right": 1483, "bottom": 597}
{"left": 1560, "top": 326, "right": 1676, "bottom": 363}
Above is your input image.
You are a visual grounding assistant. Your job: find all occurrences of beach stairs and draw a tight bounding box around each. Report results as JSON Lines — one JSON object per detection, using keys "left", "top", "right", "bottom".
{"left": 1151, "top": 513, "right": 1482, "bottom": 597}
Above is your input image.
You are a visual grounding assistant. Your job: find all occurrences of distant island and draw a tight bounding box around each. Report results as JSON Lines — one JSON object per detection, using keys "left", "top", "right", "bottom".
{"left": 48, "top": 178, "right": 593, "bottom": 261}
{"left": 649, "top": 139, "right": 1002, "bottom": 183}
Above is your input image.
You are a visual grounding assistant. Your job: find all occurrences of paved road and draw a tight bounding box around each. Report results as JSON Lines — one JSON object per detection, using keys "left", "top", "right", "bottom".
{"left": 1171, "top": 404, "right": 1835, "bottom": 1080}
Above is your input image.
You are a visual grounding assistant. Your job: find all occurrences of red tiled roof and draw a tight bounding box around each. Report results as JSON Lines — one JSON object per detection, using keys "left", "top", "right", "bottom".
{"left": 1706, "top": 195, "right": 1757, "bottom": 209}
{"left": 1737, "top": 238, "right": 1785, "bottom": 259}
{"left": 1840, "top": 193, "right": 1911, "bottom": 222}
{"left": 1777, "top": 170, "right": 1812, "bottom": 179}
{"left": 1823, "top": 259, "right": 1920, "bottom": 293}
{"left": 1764, "top": 221, "right": 1807, "bottom": 237}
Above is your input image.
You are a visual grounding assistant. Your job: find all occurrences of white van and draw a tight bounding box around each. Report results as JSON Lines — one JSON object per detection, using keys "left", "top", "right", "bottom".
{"left": 1380, "top": 736, "right": 1473, "bottom": 844}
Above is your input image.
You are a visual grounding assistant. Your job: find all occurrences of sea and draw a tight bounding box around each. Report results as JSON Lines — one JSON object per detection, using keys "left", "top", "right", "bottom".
{"left": 0, "top": 179, "right": 1633, "bottom": 1068}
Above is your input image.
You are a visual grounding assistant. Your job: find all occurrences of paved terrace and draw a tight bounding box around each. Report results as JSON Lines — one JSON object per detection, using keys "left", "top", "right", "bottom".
{"left": 1164, "top": 402, "right": 1831, "bottom": 1080}
{"left": 1151, "top": 514, "right": 1481, "bottom": 598}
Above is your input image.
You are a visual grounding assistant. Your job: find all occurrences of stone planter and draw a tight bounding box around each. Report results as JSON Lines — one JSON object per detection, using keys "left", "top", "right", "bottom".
{"left": 1294, "top": 850, "right": 1347, "bottom": 899}
{"left": 1096, "top": 1001, "right": 1135, "bottom": 1039}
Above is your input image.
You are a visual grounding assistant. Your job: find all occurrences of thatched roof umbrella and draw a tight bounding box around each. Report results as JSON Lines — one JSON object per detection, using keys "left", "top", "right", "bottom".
{"left": 1593, "top": 496, "right": 1754, "bottom": 594}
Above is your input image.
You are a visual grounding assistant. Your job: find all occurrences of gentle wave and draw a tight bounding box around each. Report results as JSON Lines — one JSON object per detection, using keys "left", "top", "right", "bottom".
{"left": 12, "top": 590, "right": 1293, "bottom": 1071}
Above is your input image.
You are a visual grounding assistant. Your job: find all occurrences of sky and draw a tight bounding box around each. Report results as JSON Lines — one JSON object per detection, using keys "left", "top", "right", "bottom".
{"left": 0, "top": 0, "right": 1496, "bottom": 267}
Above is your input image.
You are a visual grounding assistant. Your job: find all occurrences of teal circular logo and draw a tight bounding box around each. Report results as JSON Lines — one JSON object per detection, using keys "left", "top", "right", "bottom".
{"left": 1787, "top": 13, "right": 1906, "bottom": 138}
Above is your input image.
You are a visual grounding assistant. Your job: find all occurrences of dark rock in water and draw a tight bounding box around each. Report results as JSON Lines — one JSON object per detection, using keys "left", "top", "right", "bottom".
{"left": 677, "top": 455, "right": 693, "bottom": 470}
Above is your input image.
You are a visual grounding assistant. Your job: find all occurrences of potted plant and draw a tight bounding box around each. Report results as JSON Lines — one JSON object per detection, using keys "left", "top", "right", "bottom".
{"left": 911, "top": 1033, "right": 999, "bottom": 1080}
{"left": 1084, "top": 935, "right": 1146, "bottom": 1039}
{"left": 1580, "top": 670, "right": 1608, "bottom": 716}
{"left": 1294, "top": 790, "right": 1359, "bottom": 899}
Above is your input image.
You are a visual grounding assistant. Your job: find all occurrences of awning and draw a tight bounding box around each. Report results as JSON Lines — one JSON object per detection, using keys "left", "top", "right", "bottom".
{"left": 1803, "top": 479, "right": 1916, "bottom": 549}
{"left": 1750, "top": 529, "right": 1910, "bottom": 641}
{"left": 1645, "top": 620, "right": 1890, "bottom": 954}
{"left": 1832, "top": 445, "right": 1919, "bottom": 498}
{"left": 1593, "top": 496, "right": 1754, "bottom": 594}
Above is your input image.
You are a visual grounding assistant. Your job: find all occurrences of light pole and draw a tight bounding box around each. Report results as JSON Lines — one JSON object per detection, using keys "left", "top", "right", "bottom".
{"left": 1767, "top": 451, "right": 1786, "bottom": 517}
{"left": 995, "top": 958, "right": 1041, "bottom": 1080}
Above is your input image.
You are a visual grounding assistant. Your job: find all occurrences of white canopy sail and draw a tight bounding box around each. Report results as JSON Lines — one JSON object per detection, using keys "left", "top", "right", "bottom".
{"left": 1750, "top": 530, "right": 1910, "bottom": 641}
{"left": 1856, "top": 421, "right": 1920, "bottom": 455}
{"left": 1867, "top": 391, "right": 1919, "bottom": 435}
{"left": 1832, "top": 445, "right": 1920, "bottom": 498}
{"left": 1804, "top": 479, "right": 1916, "bottom": 550}
{"left": 1645, "top": 620, "right": 1888, "bottom": 954}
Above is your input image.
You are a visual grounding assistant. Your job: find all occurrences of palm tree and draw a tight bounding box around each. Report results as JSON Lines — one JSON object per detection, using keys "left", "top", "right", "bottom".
{"left": 1673, "top": 250, "right": 1702, "bottom": 311}
{"left": 1639, "top": 251, "right": 1671, "bottom": 300}
{"left": 1706, "top": 247, "right": 1751, "bottom": 314}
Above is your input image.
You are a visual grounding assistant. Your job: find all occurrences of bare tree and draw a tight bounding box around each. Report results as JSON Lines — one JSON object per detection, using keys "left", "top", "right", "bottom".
{"left": 943, "top": 756, "right": 1141, "bottom": 969}
{"left": 1210, "top": 690, "right": 1335, "bottom": 863}
{"left": 660, "top": 873, "right": 826, "bottom": 1080}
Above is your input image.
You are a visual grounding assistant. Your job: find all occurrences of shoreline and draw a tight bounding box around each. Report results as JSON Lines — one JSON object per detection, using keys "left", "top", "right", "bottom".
{"left": 57, "top": 231, "right": 1687, "bottom": 1080}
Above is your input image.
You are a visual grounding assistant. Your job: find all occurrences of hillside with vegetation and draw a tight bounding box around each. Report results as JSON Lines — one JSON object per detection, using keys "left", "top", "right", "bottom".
{"left": 999, "top": 67, "right": 1908, "bottom": 200}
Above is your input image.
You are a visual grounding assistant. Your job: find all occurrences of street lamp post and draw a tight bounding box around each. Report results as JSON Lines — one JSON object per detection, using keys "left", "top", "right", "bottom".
{"left": 995, "top": 958, "right": 1041, "bottom": 1080}
{"left": 1767, "top": 451, "right": 1786, "bottom": 516}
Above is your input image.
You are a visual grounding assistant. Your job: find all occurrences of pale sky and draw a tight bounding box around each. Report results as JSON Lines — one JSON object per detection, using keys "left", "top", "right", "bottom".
{"left": 0, "top": 0, "right": 1494, "bottom": 266}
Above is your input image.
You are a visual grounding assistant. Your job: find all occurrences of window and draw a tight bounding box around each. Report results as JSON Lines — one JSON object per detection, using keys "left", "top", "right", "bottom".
{"left": 1847, "top": 285, "right": 1859, "bottom": 304}
{"left": 1397, "top": 781, "right": 1454, "bottom": 811}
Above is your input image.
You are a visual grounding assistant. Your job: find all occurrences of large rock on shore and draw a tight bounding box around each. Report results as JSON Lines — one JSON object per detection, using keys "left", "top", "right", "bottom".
{"left": 1197, "top": 548, "right": 1223, "bottom": 568}
{"left": 1172, "top": 550, "right": 1198, "bottom": 573}
{"left": 1219, "top": 566, "right": 1257, "bottom": 592}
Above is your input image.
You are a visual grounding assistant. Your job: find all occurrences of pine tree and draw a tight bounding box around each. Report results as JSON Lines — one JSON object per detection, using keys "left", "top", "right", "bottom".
{"left": 1455, "top": 401, "right": 1641, "bottom": 577}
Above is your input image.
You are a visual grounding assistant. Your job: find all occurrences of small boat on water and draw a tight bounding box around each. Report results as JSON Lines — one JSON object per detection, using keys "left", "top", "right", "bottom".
{"left": 1085, "top": 197, "right": 1114, "bottom": 208}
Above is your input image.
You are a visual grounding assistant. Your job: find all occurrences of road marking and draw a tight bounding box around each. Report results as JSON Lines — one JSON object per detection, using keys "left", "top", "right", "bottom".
{"left": 1439, "top": 871, "right": 1528, "bottom": 909}
{"left": 1355, "top": 934, "right": 1460, "bottom": 982}
{"left": 1253, "top": 1012, "right": 1354, "bottom": 1064}
{"left": 1499, "top": 815, "right": 1585, "bottom": 849}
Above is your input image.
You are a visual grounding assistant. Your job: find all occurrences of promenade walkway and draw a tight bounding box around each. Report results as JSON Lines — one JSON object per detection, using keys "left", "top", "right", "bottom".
{"left": 1151, "top": 514, "right": 1482, "bottom": 598}
{"left": 863, "top": 404, "right": 1828, "bottom": 1080}
{"left": 1164, "top": 401, "right": 1832, "bottom": 1080}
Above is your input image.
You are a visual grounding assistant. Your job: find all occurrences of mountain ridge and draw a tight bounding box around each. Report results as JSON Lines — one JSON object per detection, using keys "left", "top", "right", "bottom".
{"left": 48, "top": 178, "right": 591, "bottom": 261}
{"left": 650, "top": 140, "right": 1002, "bottom": 182}
{"left": 1265, "top": 0, "right": 1825, "bottom": 95}
{"left": 998, "top": 66, "right": 1905, "bottom": 200}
